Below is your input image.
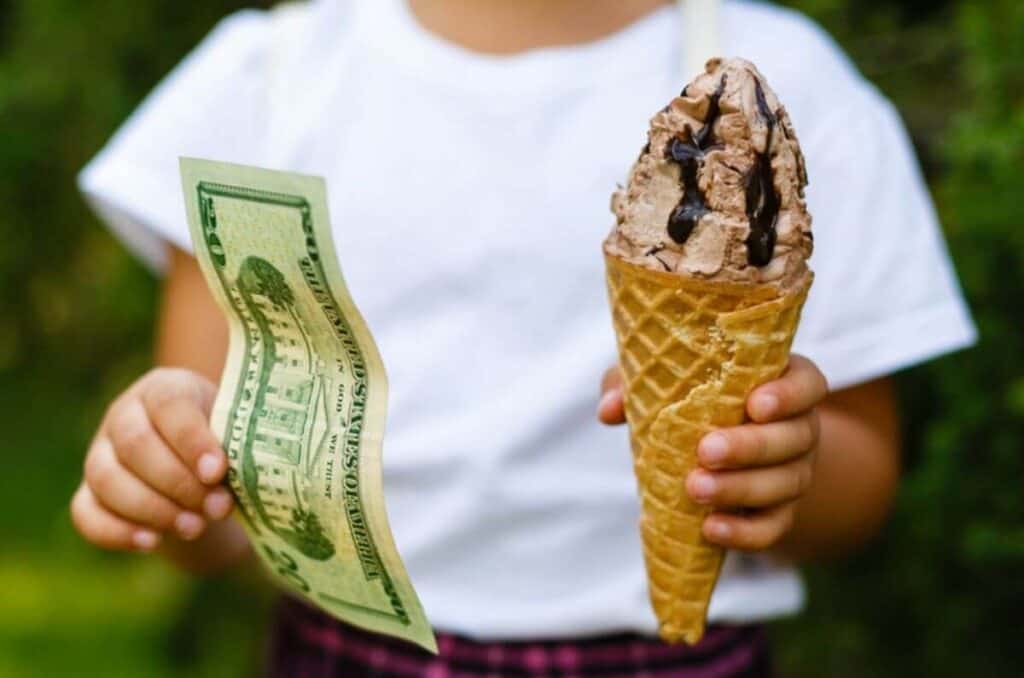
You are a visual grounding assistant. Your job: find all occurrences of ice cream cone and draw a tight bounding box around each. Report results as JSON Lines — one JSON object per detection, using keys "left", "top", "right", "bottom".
{"left": 604, "top": 249, "right": 812, "bottom": 644}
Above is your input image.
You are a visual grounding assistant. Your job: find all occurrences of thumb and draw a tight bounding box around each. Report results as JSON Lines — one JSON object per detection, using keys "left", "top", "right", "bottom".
{"left": 598, "top": 366, "right": 627, "bottom": 426}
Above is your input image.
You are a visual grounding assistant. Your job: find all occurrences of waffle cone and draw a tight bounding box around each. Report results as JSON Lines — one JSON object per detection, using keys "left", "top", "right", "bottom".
{"left": 604, "top": 250, "right": 812, "bottom": 645}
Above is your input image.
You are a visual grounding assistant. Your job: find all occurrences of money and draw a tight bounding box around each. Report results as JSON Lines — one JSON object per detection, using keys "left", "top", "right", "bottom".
{"left": 180, "top": 158, "right": 436, "bottom": 653}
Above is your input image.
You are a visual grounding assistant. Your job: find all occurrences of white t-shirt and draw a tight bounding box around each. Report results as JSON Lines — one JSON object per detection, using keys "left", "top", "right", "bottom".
{"left": 79, "top": 0, "right": 976, "bottom": 639}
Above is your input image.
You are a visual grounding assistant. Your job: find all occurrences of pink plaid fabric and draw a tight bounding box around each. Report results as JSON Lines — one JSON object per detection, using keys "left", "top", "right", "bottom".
{"left": 266, "top": 598, "right": 773, "bottom": 677}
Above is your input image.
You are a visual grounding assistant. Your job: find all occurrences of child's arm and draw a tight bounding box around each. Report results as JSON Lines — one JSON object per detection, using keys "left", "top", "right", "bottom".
{"left": 598, "top": 358, "right": 901, "bottom": 561}
{"left": 773, "top": 377, "right": 899, "bottom": 561}
{"left": 71, "top": 247, "right": 251, "bottom": 573}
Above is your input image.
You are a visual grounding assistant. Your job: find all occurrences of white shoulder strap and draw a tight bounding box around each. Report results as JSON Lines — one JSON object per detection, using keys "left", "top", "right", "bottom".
{"left": 679, "top": 0, "right": 721, "bottom": 79}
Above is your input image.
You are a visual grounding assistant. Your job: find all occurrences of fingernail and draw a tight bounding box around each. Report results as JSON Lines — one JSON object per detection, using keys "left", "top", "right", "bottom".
{"left": 752, "top": 393, "right": 779, "bottom": 419}
{"left": 175, "top": 512, "right": 205, "bottom": 541}
{"left": 706, "top": 520, "right": 731, "bottom": 541}
{"left": 598, "top": 390, "right": 620, "bottom": 416}
{"left": 688, "top": 472, "right": 717, "bottom": 502}
{"left": 204, "top": 490, "right": 233, "bottom": 521}
{"left": 700, "top": 433, "right": 729, "bottom": 467}
{"left": 198, "top": 454, "right": 222, "bottom": 484}
{"left": 133, "top": 530, "right": 160, "bottom": 551}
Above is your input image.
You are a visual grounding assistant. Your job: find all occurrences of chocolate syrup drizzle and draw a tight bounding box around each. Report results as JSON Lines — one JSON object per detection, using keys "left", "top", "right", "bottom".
{"left": 745, "top": 78, "right": 781, "bottom": 267}
{"left": 663, "top": 76, "right": 726, "bottom": 246}
{"left": 662, "top": 73, "right": 783, "bottom": 268}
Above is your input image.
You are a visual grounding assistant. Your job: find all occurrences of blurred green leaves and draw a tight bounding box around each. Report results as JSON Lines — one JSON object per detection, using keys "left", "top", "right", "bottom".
{"left": 0, "top": 2, "right": 271, "bottom": 675}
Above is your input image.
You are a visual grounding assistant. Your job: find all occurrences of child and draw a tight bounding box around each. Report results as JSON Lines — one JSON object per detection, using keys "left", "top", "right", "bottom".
{"left": 73, "top": 1, "right": 976, "bottom": 675}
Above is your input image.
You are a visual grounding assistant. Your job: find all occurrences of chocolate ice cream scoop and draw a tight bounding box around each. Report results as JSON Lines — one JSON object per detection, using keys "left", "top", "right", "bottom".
{"left": 607, "top": 58, "right": 812, "bottom": 289}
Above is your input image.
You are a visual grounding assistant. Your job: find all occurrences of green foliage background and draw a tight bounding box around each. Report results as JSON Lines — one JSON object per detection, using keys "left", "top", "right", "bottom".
{"left": 0, "top": 1, "right": 1020, "bottom": 675}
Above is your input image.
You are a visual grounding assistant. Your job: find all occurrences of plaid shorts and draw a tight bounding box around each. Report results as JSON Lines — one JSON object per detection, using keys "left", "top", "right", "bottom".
{"left": 266, "top": 597, "right": 773, "bottom": 677}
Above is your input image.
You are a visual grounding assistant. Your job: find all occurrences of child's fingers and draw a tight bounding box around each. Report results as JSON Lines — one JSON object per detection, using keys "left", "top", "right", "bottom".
{"left": 702, "top": 502, "right": 796, "bottom": 551}
{"left": 71, "top": 482, "right": 161, "bottom": 552}
{"left": 597, "top": 365, "right": 626, "bottom": 425}
{"left": 85, "top": 437, "right": 206, "bottom": 541}
{"left": 686, "top": 456, "right": 813, "bottom": 508}
{"left": 747, "top": 355, "right": 828, "bottom": 423}
{"left": 698, "top": 413, "right": 818, "bottom": 470}
{"left": 201, "top": 488, "right": 236, "bottom": 522}
{"left": 597, "top": 389, "right": 626, "bottom": 425}
{"left": 600, "top": 365, "right": 624, "bottom": 394}
{"left": 107, "top": 398, "right": 209, "bottom": 513}
{"left": 140, "top": 377, "right": 226, "bottom": 485}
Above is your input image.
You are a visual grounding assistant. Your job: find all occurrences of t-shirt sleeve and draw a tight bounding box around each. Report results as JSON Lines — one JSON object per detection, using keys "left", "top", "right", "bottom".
{"left": 790, "top": 83, "right": 977, "bottom": 390}
{"left": 78, "top": 10, "right": 271, "bottom": 272}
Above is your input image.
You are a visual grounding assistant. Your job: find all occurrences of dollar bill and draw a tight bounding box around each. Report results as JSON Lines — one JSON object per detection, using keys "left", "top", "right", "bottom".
{"left": 180, "top": 158, "right": 436, "bottom": 653}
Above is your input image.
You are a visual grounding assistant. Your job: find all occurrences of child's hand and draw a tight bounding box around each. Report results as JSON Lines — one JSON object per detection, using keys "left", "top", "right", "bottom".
{"left": 71, "top": 368, "right": 233, "bottom": 552}
{"left": 598, "top": 356, "right": 828, "bottom": 552}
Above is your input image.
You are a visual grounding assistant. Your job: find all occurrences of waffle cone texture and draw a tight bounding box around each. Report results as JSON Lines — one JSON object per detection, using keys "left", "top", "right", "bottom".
{"left": 604, "top": 251, "right": 813, "bottom": 645}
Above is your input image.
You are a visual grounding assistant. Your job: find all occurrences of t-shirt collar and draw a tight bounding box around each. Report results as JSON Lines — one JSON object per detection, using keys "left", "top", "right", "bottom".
{"left": 353, "top": 0, "right": 680, "bottom": 98}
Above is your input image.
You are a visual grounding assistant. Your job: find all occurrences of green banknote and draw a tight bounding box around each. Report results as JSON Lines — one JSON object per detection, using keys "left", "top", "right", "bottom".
{"left": 180, "top": 158, "right": 436, "bottom": 653}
